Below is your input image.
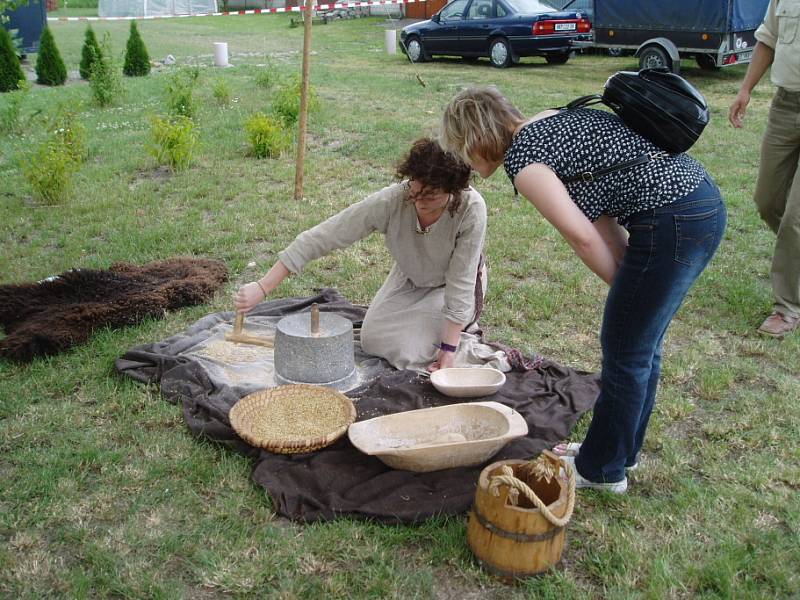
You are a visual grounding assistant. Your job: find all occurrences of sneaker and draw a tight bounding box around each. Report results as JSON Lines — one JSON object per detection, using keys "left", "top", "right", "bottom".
{"left": 757, "top": 311, "right": 799, "bottom": 338}
{"left": 553, "top": 442, "right": 639, "bottom": 471}
{"left": 561, "top": 456, "right": 628, "bottom": 494}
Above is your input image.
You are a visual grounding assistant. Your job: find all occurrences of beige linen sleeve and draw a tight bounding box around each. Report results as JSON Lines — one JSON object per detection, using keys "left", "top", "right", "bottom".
{"left": 442, "top": 191, "right": 488, "bottom": 324}
{"left": 755, "top": 0, "right": 778, "bottom": 48}
{"left": 278, "top": 185, "right": 396, "bottom": 274}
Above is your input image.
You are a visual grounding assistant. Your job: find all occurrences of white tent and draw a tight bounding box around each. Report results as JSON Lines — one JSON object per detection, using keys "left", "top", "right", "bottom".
{"left": 99, "top": 0, "right": 218, "bottom": 18}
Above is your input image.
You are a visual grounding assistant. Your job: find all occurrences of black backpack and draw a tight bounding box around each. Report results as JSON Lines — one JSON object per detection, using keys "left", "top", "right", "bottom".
{"left": 560, "top": 68, "right": 710, "bottom": 184}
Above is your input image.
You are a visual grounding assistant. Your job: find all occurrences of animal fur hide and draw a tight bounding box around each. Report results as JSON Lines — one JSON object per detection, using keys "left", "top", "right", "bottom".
{"left": 0, "top": 258, "right": 228, "bottom": 362}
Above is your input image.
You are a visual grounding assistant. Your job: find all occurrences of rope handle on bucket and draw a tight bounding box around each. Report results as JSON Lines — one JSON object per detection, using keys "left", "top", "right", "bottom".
{"left": 487, "top": 455, "right": 576, "bottom": 528}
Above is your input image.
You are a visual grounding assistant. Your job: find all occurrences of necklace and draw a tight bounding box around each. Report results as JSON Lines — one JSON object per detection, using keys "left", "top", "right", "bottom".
{"left": 414, "top": 195, "right": 450, "bottom": 235}
{"left": 415, "top": 219, "right": 433, "bottom": 235}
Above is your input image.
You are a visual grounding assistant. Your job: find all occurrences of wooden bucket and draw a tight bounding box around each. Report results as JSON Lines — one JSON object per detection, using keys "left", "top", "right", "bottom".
{"left": 467, "top": 451, "right": 575, "bottom": 579}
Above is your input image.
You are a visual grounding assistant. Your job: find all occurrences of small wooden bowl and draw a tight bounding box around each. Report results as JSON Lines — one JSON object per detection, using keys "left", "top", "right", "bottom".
{"left": 430, "top": 367, "right": 506, "bottom": 398}
{"left": 229, "top": 384, "right": 356, "bottom": 454}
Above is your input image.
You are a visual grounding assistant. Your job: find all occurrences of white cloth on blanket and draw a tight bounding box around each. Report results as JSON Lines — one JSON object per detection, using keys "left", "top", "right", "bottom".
{"left": 452, "top": 330, "right": 511, "bottom": 372}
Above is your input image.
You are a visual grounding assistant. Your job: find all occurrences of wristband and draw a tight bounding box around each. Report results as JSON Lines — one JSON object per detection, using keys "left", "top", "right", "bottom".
{"left": 255, "top": 280, "right": 268, "bottom": 297}
{"left": 438, "top": 342, "right": 457, "bottom": 353}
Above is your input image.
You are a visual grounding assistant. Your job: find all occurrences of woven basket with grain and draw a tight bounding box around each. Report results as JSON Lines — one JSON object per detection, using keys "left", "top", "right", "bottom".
{"left": 229, "top": 384, "right": 357, "bottom": 454}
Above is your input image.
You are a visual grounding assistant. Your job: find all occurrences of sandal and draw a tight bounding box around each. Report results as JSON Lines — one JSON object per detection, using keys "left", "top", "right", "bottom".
{"left": 552, "top": 442, "right": 639, "bottom": 471}
{"left": 561, "top": 456, "right": 627, "bottom": 494}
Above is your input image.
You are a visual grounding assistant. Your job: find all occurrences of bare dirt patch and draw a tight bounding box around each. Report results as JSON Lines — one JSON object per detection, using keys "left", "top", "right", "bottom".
{"left": 129, "top": 166, "right": 173, "bottom": 190}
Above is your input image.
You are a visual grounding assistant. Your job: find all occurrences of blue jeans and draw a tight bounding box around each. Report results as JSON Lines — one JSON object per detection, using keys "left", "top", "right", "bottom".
{"left": 575, "top": 176, "right": 727, "bottom": 483}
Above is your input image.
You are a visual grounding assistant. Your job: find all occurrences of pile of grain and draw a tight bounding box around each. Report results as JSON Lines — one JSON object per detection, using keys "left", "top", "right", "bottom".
{"left": 192, "top": 339, "right": 270, "bottom": 364}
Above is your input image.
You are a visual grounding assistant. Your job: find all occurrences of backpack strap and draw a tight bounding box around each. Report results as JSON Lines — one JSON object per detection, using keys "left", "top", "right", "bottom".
{"left": 561, "top": 151, "right": 670, "bottom": 185}
{"left": 562, "top": 94, "right": 605, "bottom": 111}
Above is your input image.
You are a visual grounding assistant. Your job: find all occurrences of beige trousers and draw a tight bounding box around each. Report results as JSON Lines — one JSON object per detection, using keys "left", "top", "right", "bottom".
{"left": 754, "top": 87, "right": 800, "bottom": 318}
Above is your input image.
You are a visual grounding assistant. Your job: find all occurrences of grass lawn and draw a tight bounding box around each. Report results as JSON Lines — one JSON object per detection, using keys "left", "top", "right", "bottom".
{"left": 2, "top": 14, "right": 799, "bottom": 599}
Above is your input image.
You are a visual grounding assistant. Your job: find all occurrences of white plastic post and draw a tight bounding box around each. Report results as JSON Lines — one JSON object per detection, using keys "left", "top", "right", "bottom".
{"left": 385, "top": 29, "right": 397, "bottom": 55}
{"left": 214, "top": 42, "right": 229, "bottom": 67}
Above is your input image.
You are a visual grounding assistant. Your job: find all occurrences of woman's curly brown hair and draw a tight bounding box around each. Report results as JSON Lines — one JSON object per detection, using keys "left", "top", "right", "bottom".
{"left": 395, "top": 137, "right": 472, "bottom": 215}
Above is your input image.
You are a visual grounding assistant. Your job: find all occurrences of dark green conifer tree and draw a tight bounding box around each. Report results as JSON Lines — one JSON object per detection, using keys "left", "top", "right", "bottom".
{"left": 122, "top": 21, "right": 150, "bottom": 77}
{"left": 79, "top": 25, "right": 102, "bottom": 80}
{"left": 35, "top": 27, "right": 67, "bottom": 86}
{"left": 0, "top": 26, "right": 25, "bottom": 93}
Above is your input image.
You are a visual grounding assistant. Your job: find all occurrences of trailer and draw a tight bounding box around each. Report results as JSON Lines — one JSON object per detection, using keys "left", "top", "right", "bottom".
{"left": 580, "top": 0, "right": 769, "bottom": 72}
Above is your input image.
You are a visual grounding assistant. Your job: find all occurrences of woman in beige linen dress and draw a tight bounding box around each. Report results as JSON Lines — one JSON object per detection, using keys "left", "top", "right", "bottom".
{"left": 234, "top": 138, "right": 488, "bottom": 372}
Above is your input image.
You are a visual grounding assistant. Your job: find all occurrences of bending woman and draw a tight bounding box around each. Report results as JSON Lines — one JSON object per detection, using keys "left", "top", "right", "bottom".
{"left": 440, "top": 86, "right": 725, "bottom": 493}
{"left": 234, "top": 138, "right": 487, "bottom": 372}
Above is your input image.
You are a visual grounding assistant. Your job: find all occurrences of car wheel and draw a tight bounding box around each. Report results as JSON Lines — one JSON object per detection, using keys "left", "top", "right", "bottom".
{"left": 405, "top": 36, "right": 426, "bottom": 63}
{"left": 545, "top": 52, "right": 570, "bottom": 65}
{"left": 607, "top": 47, "right": 624, "bottom": 57}
{"left": 639, "top": 45, "right": 677, "bottom": 73}
{"left": 696, "top": 53, "right": 720, "bottom": 70}
{"left": 489, "top": 38, "right": 512, "bottom": 68}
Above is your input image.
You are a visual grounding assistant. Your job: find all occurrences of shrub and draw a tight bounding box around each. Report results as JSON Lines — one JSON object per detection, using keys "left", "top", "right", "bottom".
{"left": 35, "top": 27, "right": 67, "bottom": 86}
{"left": 122, "top": 21, "right": 150, "bottom": 77}
{"left": 148, "top": 115, "right": 197, "bottom": 171}
{"left": 90, "top": 34, "right": 122, "bottom": 107}
{"left": 0, "top": 80, "right": 29, "bottom": 133}
{"left": 166, "top": 67, "right": 200, "bottom": 119}
{"left": 79, "top": 25, "right": 102, "bottom": 80}
{"left": 0, "top": 25, "right": 24, "bottom": 93}
{"left": 51, "top": 107, "right": 88, "bottom": 164}
{"left": 271, "top": 77, "right": 317, "bottom": 125}
{"left": 212, "top": 78, "right": 231, "bottom": 105}
{"left": 245, "top": 112, "right": 291, "bottom": 158}
{"left": 253, "top": 61, "right": 277, "bottom": 89}
{"left": 22, "top": 138, "right": 77, "bottom": 204}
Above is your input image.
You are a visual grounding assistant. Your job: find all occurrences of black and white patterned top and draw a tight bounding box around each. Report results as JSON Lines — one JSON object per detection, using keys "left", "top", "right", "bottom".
{"left": 503, "top": 108, "right": 707, "bottom": 223}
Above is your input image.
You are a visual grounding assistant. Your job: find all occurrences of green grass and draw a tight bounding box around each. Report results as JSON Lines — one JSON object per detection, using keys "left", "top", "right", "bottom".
{"left": 2, "top": 15, "right": 800, "bottom": 599}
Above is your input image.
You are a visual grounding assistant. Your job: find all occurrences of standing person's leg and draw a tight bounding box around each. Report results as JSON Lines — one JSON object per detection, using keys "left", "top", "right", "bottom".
{"left": 576, "top": 181, "right": 726, "bottom": 486}
{"left": 753, "top": 88, "right": 800, "bottom": 335}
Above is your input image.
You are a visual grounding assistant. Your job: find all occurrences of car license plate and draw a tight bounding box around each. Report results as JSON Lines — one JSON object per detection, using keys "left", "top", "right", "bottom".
{"left": 554, "top": 22, "right": 576, "bottom": 31}
{"left": 737, "top": 50, "right": 753, "bottom": 61}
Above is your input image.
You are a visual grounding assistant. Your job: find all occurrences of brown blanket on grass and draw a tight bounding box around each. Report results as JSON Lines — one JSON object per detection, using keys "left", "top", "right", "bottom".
{"left": 116, "top": 289, "right": 599, "bottom": 523}
{"left": 0, "top": 258, "right": 228, "bottom": 362}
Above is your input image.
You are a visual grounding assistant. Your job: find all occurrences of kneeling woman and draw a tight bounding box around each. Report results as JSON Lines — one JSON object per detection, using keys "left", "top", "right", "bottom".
{"left": 234, "top": 138, "right": 487, "bottom": 372}
{"left": 440, "top": 87, "right": 726, "bottom": 493}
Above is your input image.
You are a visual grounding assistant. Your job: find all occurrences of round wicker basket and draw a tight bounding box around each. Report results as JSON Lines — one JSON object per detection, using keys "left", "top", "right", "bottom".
{"left": 229, "top": 384, "right": 357, "bottom": 454}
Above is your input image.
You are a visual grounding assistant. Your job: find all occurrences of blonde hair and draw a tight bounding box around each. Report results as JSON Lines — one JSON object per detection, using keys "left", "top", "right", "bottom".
{"left": 440, "top": 86, "right": 525, "bottom": 166}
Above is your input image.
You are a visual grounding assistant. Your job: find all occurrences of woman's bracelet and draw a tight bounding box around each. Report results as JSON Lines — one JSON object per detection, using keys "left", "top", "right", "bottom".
{"left": 438, "top": 341, "right": 458, "bottom": 353}
{"left": 254, "top": 280, "right": 268, "bottom": 297}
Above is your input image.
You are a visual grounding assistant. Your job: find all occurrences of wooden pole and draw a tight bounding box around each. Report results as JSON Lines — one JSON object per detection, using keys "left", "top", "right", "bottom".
{"left": 293, "top": 0, "right": 314, "bottom": 200}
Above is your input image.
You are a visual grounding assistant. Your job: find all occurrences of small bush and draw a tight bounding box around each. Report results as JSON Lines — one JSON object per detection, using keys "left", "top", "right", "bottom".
{"left": 122, "top": 21, "right": 150, "bottom": 77}
{"left": 90, "top": 34, "right": 122, "bottom": 107}
{"left": 79, "top": 25, "right": 102, "bottom": 80}
{"left": 22, "top": 139, "right": 77, "bottom": 204}
{"left": 166, "top": 67, "right": 201, "bottom": 119}
{"left": 0, "top": 25, "right": 24, "bottom": 93}
{"left": 50, "top": 107, "right": 88, "bottom": 164}
{"left": 148, "top": 115, "right": 197, "bottom": 171}
{"left": 253, "top": 61, "right": 277, "bottom": 89}
{"left": 0, "top": 80, "right": 30, "bottom": 134}
{"left": 35, "top": 27, "right": 67, "bottom": 86}
{"left": 271, "top": 77, "right": 317, "bottom": 125}
{"left": 212, "top": 78, "right": 231, "bottom": 105}
{"left": 245, "top": 112, "right": 291, "bottom": 158}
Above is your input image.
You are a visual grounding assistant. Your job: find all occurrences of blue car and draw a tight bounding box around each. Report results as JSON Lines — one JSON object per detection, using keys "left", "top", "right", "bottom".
{"left": 400, "top": 0, "right": 591, "bottom": 68}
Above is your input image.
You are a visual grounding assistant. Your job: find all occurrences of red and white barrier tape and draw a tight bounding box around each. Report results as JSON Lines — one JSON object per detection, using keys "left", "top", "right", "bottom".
{"left": 48, "top": 0, "right": 422, "bottom": 21}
